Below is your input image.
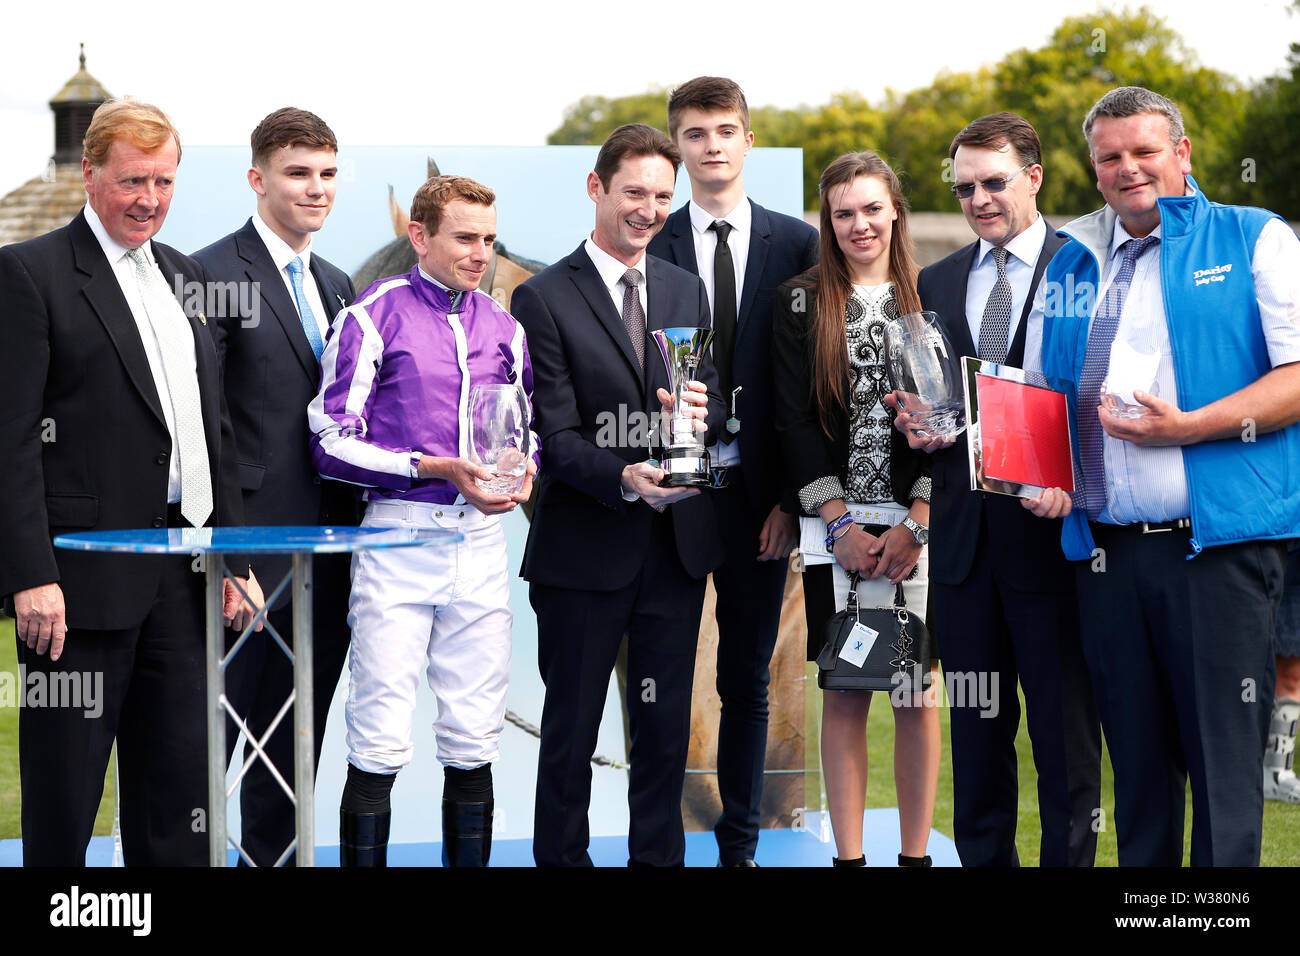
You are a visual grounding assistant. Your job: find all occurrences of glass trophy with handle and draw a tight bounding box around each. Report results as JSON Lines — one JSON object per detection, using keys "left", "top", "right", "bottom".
{"left": 468, "top": 382, "right": 531, "bottom": 495}
{"left": 884, "top": 310, "right": 966, "bottom": 442}
{"left": 650, "top": 327, "right": 715, "bottom": 488}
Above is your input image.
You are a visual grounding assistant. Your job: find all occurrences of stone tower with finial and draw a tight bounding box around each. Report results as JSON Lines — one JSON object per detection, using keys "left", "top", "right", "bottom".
{"left": 0, "top": 45, "right": 112, "bottom": 246}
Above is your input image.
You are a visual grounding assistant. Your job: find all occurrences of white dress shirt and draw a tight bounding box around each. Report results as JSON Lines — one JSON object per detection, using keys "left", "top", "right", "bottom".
{"left": 688, "top": 196, "right": 751, "bottom": 319}
{"left": 252, "top": 213, "right": 335, "bottom": 337}
{"left": 688, "top": 198, "right": 750, "bottom": 469}
{"left": 1098, "top": 213, "right": 1300, "bottom": 523}
{"left": 1024, "top": 188, "right": 1300, "bottom": 523}
{"left": 964, "top": 214, "right": 1046, "bottom": 351}
{"left": 83, "top": 202, "right": 192, "bottom": 503}
{"left": 584, "top": 235, "right": 647, "bottom": 320}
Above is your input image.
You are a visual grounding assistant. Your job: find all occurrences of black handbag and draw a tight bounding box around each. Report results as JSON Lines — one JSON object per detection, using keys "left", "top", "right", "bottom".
{"left": 815, "top": 572, "right": 932, "bottom": 692}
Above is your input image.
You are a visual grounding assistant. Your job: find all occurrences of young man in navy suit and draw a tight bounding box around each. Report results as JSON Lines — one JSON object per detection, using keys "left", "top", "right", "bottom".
{"left": 889, "top": 113, "right": 1101, "bottom": 866}
{"left": 194, "top": 107, "right": 359, "bottom": 866}
{"left": 647, "top": 76, "right": 818, "bottom": 867}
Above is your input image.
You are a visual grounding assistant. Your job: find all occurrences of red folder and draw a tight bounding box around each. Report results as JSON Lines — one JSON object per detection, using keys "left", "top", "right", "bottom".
{"left": 976, "top": 374, "right": 1074, "bottom": 492}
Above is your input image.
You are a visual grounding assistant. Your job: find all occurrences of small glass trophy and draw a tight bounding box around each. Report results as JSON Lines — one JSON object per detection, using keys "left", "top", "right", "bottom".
{"left": 884, "top": 310, "right": 966, "bottom": 442}
{"left": 467, "top": 383, "right": 531, "bottom": 494}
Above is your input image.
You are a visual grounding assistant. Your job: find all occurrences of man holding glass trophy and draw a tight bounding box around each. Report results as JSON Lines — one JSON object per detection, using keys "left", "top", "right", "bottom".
{"left": 309, "top": 175, "right": 537, "bottom": 867}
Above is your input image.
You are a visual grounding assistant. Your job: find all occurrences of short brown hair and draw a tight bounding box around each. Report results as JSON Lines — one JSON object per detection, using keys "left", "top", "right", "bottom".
{"left": 948, "top": 112, "right": 1041, "bottom": 167}
{"left": 251, "top": 107, "right": 338, "bottom": 167}
{"left": 83, "top": 97, "right": 181, "bottom": 168}
{"left": 593, "top": 124, "right": 680, "bottom": 192}
{"left": 667, "top": 76, "right": 750, "bottom": 139}
{"left": 1083, "top": 86, "right": 1185, "bottom": 155}
{"left": 409, "top": 175, "right": 496, "bottom": 233}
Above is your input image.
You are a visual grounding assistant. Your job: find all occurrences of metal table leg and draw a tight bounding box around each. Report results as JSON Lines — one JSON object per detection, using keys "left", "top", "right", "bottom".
{"left": 205, "top": 559, "right": 227, "bottom": 867}
{"left": 292, "top": 552, "right": 315, "bottom": 868}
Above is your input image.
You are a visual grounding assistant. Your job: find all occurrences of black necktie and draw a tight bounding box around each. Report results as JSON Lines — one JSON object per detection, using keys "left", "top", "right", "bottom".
{"left": 709, "top": 220, "right": 736, "bottom": 443}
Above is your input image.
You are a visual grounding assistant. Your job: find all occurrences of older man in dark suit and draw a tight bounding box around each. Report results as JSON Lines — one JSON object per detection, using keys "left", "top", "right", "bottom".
{"left": 889, "top": 113, "right": 1101, "bottom": 866}
{"left": 512, "top": 124, "right": 724, "bottom": 867}
{"left": 0, "top": 98, "right": 247, "bottom": 866}
{"left": 193, "top": 107, "right": 359, "bottom": 867}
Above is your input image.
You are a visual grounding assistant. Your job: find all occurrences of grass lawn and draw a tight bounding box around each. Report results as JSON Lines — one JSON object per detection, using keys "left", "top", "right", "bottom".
{"left": 1, "top": 615, "right": 1295, "bottom": 863}
{"left": 809, "top": 661, "right": 1300, "bottom": 865}
{"left": 0, "top": 617, "right": 116, "bottom": 843}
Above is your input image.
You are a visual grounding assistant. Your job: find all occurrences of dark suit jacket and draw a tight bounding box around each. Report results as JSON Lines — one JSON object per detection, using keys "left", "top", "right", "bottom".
{"left": 512, "top": 243, "right": 725, "bottom": 591}
{"left": 193, "top": 219, "right": 361, "bottom": 598}
{"left": 648, "top": 200, "right": 819, "bottom": 515}
{"left": 0, "top": 210, "right": 243, "bottom": 630}
{"left": 917, "top": 226, "right": 1070, "bottom": 588}
{"left": 771, "top": 275, "right": 929, "bottom": 513}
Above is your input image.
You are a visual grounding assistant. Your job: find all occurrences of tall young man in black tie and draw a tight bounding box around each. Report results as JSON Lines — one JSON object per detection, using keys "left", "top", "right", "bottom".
{"left": 194, "top": 107, "right": 359, "bottom": 866}
{"left": 648, "top": 77, "right": 818, "bottom": 866}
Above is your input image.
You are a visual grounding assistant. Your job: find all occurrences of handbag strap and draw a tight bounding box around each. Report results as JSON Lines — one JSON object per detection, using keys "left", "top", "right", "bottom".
{"left": 845, "top": 571, "right": 861, "bottom": 613}
{"left": 844, "top": 573, "right": 908, "bottom": 611}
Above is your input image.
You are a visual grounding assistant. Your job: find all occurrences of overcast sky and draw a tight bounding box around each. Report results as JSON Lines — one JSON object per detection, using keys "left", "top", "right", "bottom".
{"left": 1, "top": 0, "right": 1295, "bottom": 199}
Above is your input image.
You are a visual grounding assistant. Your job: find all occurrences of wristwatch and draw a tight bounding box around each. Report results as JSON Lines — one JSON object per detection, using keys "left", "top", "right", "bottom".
{"left": 902, "top": 515, "right": 929, "bottom": 546}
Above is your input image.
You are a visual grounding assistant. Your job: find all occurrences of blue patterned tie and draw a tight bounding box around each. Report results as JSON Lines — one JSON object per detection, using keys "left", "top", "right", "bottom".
{"left": 1074, "top": 235, "right": 1159, "bottom": 518}
{"left": 287, "top": 256, "right": 324, "bottom": 360}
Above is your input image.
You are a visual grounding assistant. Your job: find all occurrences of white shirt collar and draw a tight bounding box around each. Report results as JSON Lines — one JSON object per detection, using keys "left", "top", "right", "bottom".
{"left": 417, "top": 266, "right": 452, "bottom": 291}
{"left": 584, "top": 234, "right": 645, "bottom": 291}
{"left": 1109, "top": 217, "right": 1163, "bottom": 259}
{"left": 688, "top": 195, "right": 751, "bottom": 237}
{"left": 977, "top": 213, "right": 1045, "bottom": 269}
{"left": 1106, "top": 182, "right": 1195, "bottom": 258}
{"left": 83, "top": 202, "right": 148, "bottom": 265}
{"left": 253, "top": 212, "right": 312, "bottom": 273}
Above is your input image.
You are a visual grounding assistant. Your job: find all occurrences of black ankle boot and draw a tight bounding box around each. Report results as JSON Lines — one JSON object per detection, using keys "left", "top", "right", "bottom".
{"left": 898, "top": 853, "right": 932, "bottom": 867}
{"left": 340, "top": 809, "right": 390, "bottom": 867}
{"left": 441, "top": 799, "right": 493, "bottom": 867}
{"left": 832, "top": 855, "right": 866, "bottom": 867}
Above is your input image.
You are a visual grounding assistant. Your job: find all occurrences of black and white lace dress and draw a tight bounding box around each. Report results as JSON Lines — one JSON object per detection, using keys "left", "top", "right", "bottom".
{"left": 798, "top": 282, "right": 930, "bottom": 514}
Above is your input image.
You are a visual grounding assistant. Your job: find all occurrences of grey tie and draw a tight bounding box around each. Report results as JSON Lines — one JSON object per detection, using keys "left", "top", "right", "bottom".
{"left": 127, "top": 247, "right": 213, "bottom": 527}
{"left": 977, "top": 246, "right": 1013, "bottom": 363}
{"left": 620, "top": 268, "right": 646, "bottom": 370}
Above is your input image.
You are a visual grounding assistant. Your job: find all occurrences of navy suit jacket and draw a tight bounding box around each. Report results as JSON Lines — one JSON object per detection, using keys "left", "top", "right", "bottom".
{"left": 0, "top": 210, "right": 243, "bottom": 629}
{"left": 648, "top": 200, "right": 818, "bottom": 515}
{"left": 917, "top": 225, "right": 1071, "bottom": 589}
{"left": 193, "top": 218, "right": 361, "bottom": 595}
{"left": 512, "top": 243, "right": 725, "bottom": 591}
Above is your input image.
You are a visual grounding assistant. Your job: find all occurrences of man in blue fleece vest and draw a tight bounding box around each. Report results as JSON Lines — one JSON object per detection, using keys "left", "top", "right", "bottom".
{"left": 1030, "top": 86, "right": 1300, "bottom": 866}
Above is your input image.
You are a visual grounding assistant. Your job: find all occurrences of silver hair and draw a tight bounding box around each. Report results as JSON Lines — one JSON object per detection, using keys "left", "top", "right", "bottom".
{"left": 1082, "top": 87, "right": 1185, "bottom": 154}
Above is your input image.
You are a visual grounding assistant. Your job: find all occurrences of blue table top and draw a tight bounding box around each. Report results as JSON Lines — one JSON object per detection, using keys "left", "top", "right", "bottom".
{"left": 53, "top": 526, "right": 462, "bottom": 555}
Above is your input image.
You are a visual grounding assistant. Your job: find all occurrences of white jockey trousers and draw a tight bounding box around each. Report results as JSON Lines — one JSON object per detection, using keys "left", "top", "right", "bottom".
{"left": 345, "top": 500, "right": 512, "bottom": 774}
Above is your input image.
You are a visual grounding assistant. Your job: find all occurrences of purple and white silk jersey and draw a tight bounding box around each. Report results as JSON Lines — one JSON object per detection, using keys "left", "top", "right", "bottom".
{"left": 309, "top": 266, "right": 537, "bottom": 505}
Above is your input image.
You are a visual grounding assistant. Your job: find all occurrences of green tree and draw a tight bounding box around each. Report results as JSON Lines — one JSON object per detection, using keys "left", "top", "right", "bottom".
{"left": 544, "top": 7, "right": 1269, "bottom": 216}
{"left": 547, "top": 89, "right": 670, "bottom": 145}
{"left": 878, "top": 68, "right": 998, "bottom": 213}
{"left": 1220, "top": 1, "right": 1300, "bottom": 217}
{"left": 992, "top": 7, "right": 1247, "bottom": 214}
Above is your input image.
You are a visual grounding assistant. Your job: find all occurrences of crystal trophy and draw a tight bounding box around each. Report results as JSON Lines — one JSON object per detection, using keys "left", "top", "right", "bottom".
{"left": 467, "top": 382, "right": 531, "bottom": 494}
{"left": 884, "top": 310, "right": 967, "bottom": 442}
